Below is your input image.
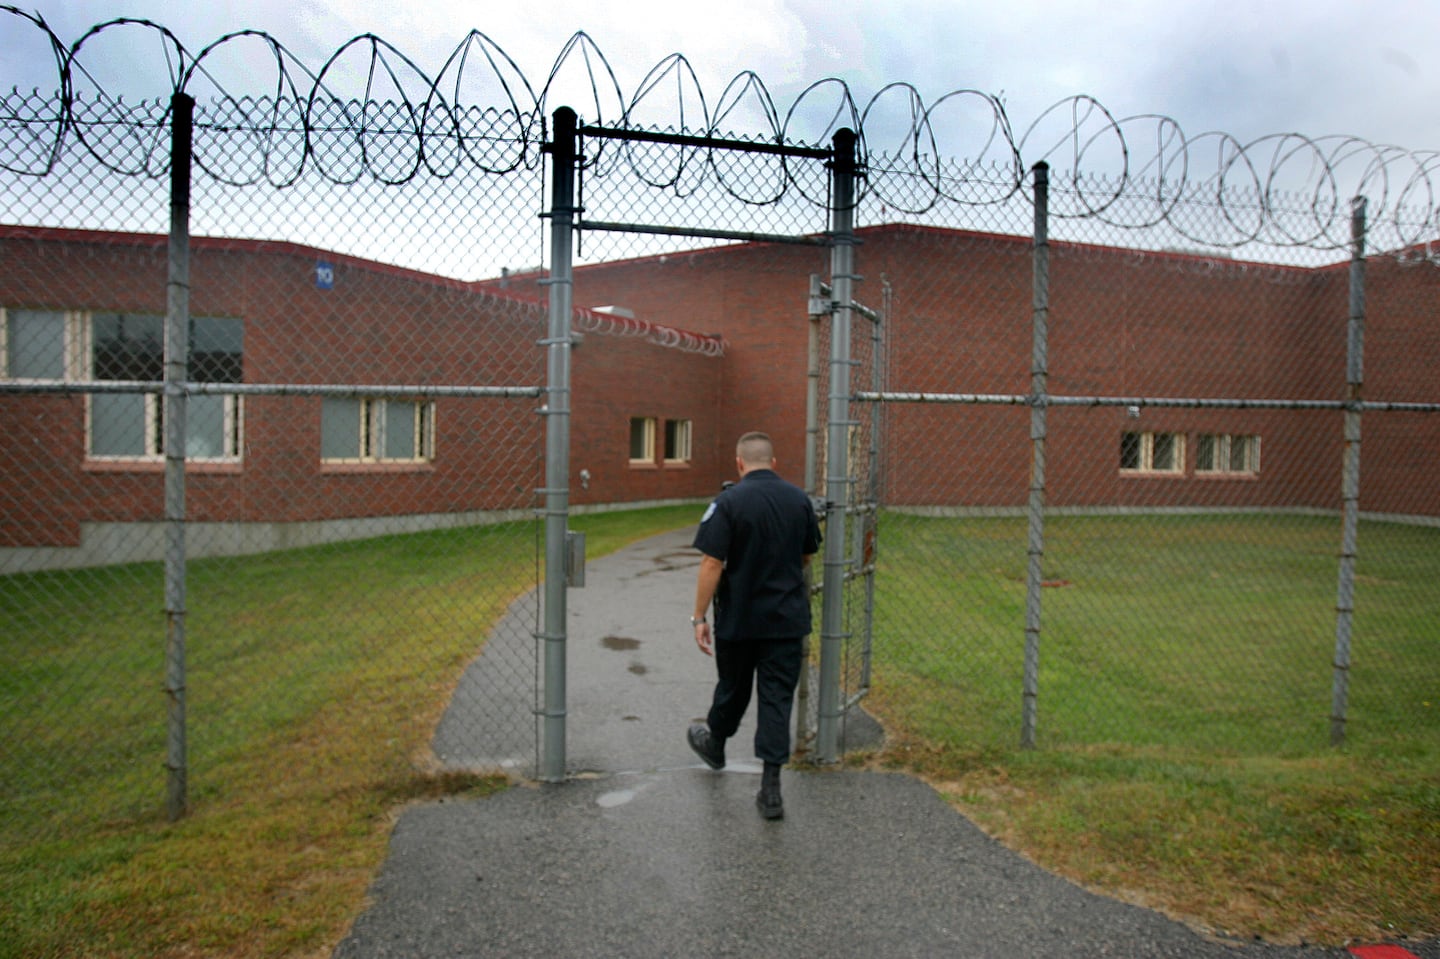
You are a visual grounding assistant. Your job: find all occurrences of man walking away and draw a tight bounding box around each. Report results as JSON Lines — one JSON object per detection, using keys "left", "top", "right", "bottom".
{"left": 687, "top": 431, "right": 822, "bottom": 820}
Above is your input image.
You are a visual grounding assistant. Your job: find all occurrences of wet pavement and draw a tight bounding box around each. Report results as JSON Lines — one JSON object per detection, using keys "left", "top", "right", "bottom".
{"left": 333, "top": 528, "right": 1434, "bottom": 959}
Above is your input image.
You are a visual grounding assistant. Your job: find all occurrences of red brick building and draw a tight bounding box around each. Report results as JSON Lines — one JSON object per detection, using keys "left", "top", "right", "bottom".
{"left": 567, "top": 225, "right": 1437, "bottom": 517}
{"left": 0, "top": 227, "right": 724, "bottom": 564}
{"left": 2, "top": 223, "right": 1436, "bottom": 568}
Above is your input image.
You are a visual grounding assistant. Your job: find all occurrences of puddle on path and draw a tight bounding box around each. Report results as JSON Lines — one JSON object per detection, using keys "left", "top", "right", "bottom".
{"left": 601, "top": 635, "right": 640, "bottom": 651}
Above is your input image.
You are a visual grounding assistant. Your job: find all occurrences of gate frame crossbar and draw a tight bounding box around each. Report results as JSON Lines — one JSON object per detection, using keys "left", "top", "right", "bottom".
{"left": 855, "top": 392, "right": 1440, "bottom": 414}
{"left": 575, "top": 125, "right": 834, "bottom": 248}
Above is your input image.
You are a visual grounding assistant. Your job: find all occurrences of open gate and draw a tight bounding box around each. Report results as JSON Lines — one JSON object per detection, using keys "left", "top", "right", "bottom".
{"left": 537, "top": 109, "right": 868, "bottom": 777}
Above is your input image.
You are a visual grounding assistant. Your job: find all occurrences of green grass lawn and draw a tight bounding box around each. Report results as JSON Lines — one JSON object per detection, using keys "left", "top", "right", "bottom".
{"left": 865, "top": 511, "right": 1440, "bottom": 944}
{"left": 867, "top": 512, "right": 1438, "bottom": 753}
{"left": 0, "top": 505, "right": 700, "bottom": 959}
{"left": 1, "top": 507, "right": 1436, "bottom": 954}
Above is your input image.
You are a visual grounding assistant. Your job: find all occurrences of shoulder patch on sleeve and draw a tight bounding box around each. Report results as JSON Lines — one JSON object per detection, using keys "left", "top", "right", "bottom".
{"left": 700, "top": 502, "right": 717, "bottom": 524}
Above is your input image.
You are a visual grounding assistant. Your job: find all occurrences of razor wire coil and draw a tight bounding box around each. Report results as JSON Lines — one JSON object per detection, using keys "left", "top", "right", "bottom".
{"left": 2, "top": 5, "right": 1437, "bottom": 259}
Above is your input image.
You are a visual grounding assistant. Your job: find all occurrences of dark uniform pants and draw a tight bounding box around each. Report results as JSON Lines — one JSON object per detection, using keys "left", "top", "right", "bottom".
{"left": 706, "top": 637, "right": 804, "bottom": 766}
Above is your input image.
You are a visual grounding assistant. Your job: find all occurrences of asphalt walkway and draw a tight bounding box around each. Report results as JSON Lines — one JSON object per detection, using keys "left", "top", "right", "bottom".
{"left": 333, "top": 527, "right": 1433, "bottom": 959}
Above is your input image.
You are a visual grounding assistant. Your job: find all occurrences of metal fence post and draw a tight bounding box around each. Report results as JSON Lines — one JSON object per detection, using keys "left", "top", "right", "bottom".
{"left": 539, "top": 107, "right": 578, "bottom": 781}
{"left": 1022, "top": 162, "right": 1050, "bottom": 750}
{"left": 1331, "top": 196, "right": 1366, "bottom": 747}
{"left": 816, "top": 128, "right": 858, "bottom": 764}
{"left": 164, "top": 92, "right": 194, "bottom": 820}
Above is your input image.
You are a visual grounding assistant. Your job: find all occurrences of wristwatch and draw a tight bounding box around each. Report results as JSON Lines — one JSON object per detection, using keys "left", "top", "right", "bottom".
{"left": 690, "top": 616, "right": 707, "bottom": 626}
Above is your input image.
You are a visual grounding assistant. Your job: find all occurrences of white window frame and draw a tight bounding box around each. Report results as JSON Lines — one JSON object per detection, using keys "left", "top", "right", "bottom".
{"left": 662, "top": 418, "right": 692, "bottom": 463}
{"left": 1, "top": 307, "right": 82, "bottom": 382}
{"left": 321, "top": 397, "right": 435, "bottom": 465}
{"left": 183, "top": 391, "right": 245, "bottom": 461}
{"left": 1120, "top": 430, "right": 1185, "bottom": 475}
{"left": 375, "top": 398, "right": 434, "bottom": 463}
{"left": 629, "top": 416, "right": 657, "bottom": 465}
{"left": 1196, "top": 433, "right": 1261, "bottom": 475}
{"left": 78, "top": 312, "right": 244, "bottom": 464}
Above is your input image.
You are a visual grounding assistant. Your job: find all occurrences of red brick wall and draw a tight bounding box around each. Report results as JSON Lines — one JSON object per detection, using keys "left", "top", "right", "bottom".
{"left": 569, "top": 331, "right": 723, "bottom": 505}
{"left": 570, "top": 225, "right": 1439, "bottom": 516}
{"left": 1352, "top": 255, "right": 1440, "bottom": 515}
{"left": 566, "top": 241, "right": 829, "bottom": 484}
{"left": 0, "top": 230, "right": 722, "bottom": 548}
{"left": 4, "top": 224, "right": 1437, "bottom": 553}
{"left": 1, "top": 233, "right": 169, "bottom": 547}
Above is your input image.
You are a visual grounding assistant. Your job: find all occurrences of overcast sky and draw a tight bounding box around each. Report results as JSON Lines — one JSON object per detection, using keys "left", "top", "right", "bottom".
{"left": 8, "top": 0, "right": 1440, "bottom": 154}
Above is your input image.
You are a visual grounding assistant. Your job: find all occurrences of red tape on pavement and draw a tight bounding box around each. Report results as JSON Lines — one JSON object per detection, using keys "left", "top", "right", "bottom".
{"left": 1350, "top": 946, "right": 1422, "bottom": 959}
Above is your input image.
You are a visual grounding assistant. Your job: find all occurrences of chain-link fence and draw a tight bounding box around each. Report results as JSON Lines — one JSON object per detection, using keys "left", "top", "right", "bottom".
{"left": 3, "top": 11, "right": 1438, "bottom": 865}
{"left": 1, "top": 85, "right": 556, "bottom": 850}
{"left": 856, "top": 161, "right": 1438, "bottom": 758}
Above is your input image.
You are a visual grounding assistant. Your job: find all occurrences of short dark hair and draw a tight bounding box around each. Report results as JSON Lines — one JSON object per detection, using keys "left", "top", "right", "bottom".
{"left": 736, "top": 431, "right": 773, "bottom": 465}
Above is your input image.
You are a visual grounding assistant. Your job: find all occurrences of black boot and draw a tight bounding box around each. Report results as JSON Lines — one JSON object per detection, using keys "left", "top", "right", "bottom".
{"left": 687, "top": 723, "right": 726, "bottom": 770}
{"left": 756, "top": 762, "right": 784, "bottom": 820}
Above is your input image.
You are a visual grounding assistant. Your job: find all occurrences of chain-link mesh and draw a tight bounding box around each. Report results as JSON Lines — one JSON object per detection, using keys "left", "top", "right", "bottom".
{"left": 856, "top": 162, "right": 1438, "bottom": 757}
{"left": 3, "top": 12, "right": 1438, "bottom": 867}
{"left": 793, "top": 273, "right": 884, "bottom": 755}
{"left": 0, "top": 84, "right": 552, "bottom": 850}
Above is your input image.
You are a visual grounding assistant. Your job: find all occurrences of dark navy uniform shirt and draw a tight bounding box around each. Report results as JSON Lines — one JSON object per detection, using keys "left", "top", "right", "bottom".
{"left": 692, "top": 469, "right": 822, "bottom": 643}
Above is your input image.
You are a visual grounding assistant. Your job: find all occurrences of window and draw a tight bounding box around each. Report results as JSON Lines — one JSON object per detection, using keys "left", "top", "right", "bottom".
{"left": 87, "top": 313, "right": 244, "bottom": 461}
{"left": 663, "top": 418, "right": 692, "bottom": 463}
{"left": 1196, "top": 433, "right": 1260, "bottom": 475}
{"left": 2, "top": 308, "right": 70, "bottom": 380}
{"left": 321, "top": 397, "right": 435, "bottom": 463}
{"left": 4, "top": 308, "right": 244, "bottom": 461}
{"left": 1120, "top": 431, "right": 1184, "bottom": 474}
{"left": 629, "top": 416, "right": 656, "bottom": 464}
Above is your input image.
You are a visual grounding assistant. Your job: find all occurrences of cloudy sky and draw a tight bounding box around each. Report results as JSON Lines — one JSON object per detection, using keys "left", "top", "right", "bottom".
{"left": 8, "top": 0, "right": 1440, "bottom": 153}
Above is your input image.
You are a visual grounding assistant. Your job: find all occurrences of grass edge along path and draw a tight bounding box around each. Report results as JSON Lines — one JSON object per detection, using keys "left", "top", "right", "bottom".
{"left": 862, "top": 512, "right": 1439, "bottom": 949}
{"left": 0, "top": 505, "right": 700, "bottom": 959}
{"left": 2, "top": 507, "right": 1437, "bottom": 955}
{"left": 865, "top": 730, "right": 1439, "bottom": 949}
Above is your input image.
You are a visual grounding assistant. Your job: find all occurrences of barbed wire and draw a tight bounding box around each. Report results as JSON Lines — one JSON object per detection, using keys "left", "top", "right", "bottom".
{"left": 2, "top": 6, "right": 1437, "bottom": 259}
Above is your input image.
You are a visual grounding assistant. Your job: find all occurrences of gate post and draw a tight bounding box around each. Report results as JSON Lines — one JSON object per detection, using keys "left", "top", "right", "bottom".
{"left": 816, "top": 128, "right": 859, "bottom": 764}
{"left": 539, "top": 107, "right": 578, "bottom": 781}
{"left": 163, "top": 92, "right": 194, "bottom": 820}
